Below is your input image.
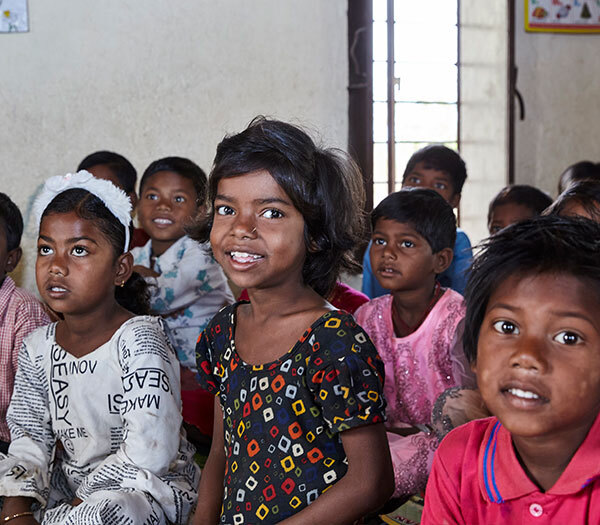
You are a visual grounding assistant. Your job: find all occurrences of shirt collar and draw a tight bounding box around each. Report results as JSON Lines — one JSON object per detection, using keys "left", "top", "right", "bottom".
{"left": 478, "top": 412, "right": 600, "bottom": 503}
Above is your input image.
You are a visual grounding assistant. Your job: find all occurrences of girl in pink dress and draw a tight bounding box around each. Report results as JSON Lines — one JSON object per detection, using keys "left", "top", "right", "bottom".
{"left": 355, "top": 188, "right": 474, "bottom": 497}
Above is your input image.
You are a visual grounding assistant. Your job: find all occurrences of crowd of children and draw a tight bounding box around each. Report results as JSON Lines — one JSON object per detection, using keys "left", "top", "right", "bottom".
{"left": 0, "top": 116, "right": 599, "bottom": 524}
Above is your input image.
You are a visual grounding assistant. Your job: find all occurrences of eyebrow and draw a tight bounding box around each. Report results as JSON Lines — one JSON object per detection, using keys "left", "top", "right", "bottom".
{"left": 38, "top": 235, "right": 99, "bottom": 245}
{"left": 215, "top": 194, "right": 292, "bottom": 206}
{"left": 143, "top": 185, "right": 192, "bottom": 194}
{"left": 488, "top": 303, "right": 596, "bottom": 326}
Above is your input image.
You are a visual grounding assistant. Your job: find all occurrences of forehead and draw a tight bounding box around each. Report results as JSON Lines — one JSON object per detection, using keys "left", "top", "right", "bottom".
{"left": 143, "top": 170, "right": 196, "bottom": 193}
{"left": 374, "top": 217, "right": 424, "bottom": 239}
{"left": 216, "top": 170, "right": 291, "bottom": 201}
{"left": 409, "top": 161, "right": 451, "bottom": 179}
{"left": 490, "top": 202, "right": 534, "bottom": 221}
{"left": 39, "top": 211, "right": 110, "bottom": 243}
{"left": 87, "top": 164, "right": 123, "bottom": 191}
{"left": 559, "top": 201, "right": 600, "bottom": 222}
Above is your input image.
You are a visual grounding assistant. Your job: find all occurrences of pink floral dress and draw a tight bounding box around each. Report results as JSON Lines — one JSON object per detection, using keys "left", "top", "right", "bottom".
{"left": 354, "top": 290, "right": 473, "bottom": 496}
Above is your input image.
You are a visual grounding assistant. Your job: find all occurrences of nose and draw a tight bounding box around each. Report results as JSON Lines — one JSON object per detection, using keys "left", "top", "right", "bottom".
{"left": 508, "top": 336, "right": 548, "bottom": 373}
{"left": 48, "top": 252, "right": 68, "bottom": 277}
{"left": 382, "top": 243, "right": 396, "bottom": 260}
{"left": 155, "top": 194, "right": 171, "bottom": 210}
{"left": 231, "top": 213, "right": 257, "bottom": 239}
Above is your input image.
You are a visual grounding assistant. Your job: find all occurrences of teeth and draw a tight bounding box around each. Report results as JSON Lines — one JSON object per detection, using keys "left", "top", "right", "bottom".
{"left": 230, "top": 251, "right": 263, "bottom": 263}
{"left": 508, "top": 388, "right": 540, "bottom": 400}
{"left": 153, "top": 218, "right": 173, "bottom": 225}
{"left": 382, "top": 268, "right": 394, "bottom": 273}
{"left": 51, "top": 287, "right": 67, "bottom": 292}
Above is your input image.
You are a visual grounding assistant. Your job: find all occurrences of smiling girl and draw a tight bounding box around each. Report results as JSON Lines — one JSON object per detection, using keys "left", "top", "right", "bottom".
{"left": 0, "top": 172, "right": 199, "bottom": 525}
{"left": 190, "top": 117, "right": 394, "bottom": 524}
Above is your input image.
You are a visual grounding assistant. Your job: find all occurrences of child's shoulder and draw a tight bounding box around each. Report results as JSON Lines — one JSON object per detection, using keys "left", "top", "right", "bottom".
{"left": 437, "top": 416, "right": 498, "bottom": 467}
{"left": 354, "top": 293, "right": 392, "bottom": 320}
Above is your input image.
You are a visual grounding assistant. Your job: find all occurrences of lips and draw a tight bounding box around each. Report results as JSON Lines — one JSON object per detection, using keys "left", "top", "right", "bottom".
{"left": 152, "top": 217, "right": 174, "bottom": 227}
{"left": 500, "top": 380, "right": 549, "bottom": 408}
{"left": 228, "top": 251, "right": 264, "bottom": 264}
{"left": 377, "top": 265, "right": 398, "bottom": 276}
{"left": 46, "top": 282, "right": 69, "bottom": 298}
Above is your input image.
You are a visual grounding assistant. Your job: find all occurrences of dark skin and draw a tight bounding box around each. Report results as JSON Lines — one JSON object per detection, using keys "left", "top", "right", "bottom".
{"left": 0, "top": 213, "right": 134, "bottom": 523}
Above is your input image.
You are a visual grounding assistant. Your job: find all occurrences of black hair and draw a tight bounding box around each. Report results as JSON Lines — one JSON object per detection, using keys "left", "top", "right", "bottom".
{"left": 41, "top": 188, "right": 149, "bottom": 315}
{"left": 188, "top": 116, "right": 365, "bottom": 297}
{"left": 464, "top": 215, "right": 600, "bottom": 363}
{"left": 545, "top": 179, "right": 600, "bottom": 222}
{"left": 558, "top": 160, "right": 600, "bottom": 195}
{"left": 402, "top": 145, "right": 467, "bottom": 195}
{"left": 0, "top": 193, "right": 23, "bottom": 252}
{"left": 487, "top": 184, "right": 553, "bottom": 224}
{"left": 371, "top": 188, "right": 456, "bottom": 253}
{"left": 140, "top": 157, "right": 208, "bottom": 204}
{"left": 78, "top": 151, "right": 137, "bottom": 194}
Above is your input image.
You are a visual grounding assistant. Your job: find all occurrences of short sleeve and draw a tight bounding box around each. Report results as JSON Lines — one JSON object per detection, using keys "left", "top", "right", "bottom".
{"left": 307, "top": 313, "right": 386, "bottom": 433}
{"left": 194, "top": 329, "right": 220, "bottom": 395}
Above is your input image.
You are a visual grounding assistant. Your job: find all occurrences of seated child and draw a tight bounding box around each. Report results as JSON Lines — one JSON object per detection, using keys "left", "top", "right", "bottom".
{"left": 487, "top": 184, "right": 552, "bottom": 235}
{"left": 557, "top": 160, "right": 600, "bottom": 195}
{"left": 0, "top": 172, "right": 198, "bottom": 524}
{"left": 546, "top": 179, "right": 600, "bottom": 221}
{"left": 354, "top": 188, "right": 474, "bottom": 498}
{"left": 362, "top": 145, "right": 472, "bottom": 297}
{"left": 422, "top": 216, "right": 600, "bottom": 524}
{"left": 78, "top": 150, "right": 149, "bottom": 248}
{"left": 131, "top": 156, "right": 234, "bottom": 436}
{"left": 0, "top": 193, "right": 49, "bottom": 455}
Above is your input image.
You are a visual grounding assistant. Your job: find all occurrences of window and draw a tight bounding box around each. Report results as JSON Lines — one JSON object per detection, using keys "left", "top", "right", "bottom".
{"left": 372, "top": 0, "right": 460, "bottom": 206}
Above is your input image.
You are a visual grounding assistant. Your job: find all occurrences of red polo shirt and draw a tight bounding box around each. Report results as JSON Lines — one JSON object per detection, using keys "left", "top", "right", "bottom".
{"left": 422, "top": 415, "right": 600, "bottom": 524}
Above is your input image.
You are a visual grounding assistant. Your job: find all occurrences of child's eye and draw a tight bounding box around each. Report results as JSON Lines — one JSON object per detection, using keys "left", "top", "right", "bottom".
{"left": 553, "top": 331, "right": 581, "bottom": 346}
{"left": 215, "top": 205, "right": 235, "bottom": 216}
{"left": 407, "top": 176, "right": 421, "bottom": 185}
{"left": 71, "top": 246, "right": 89, "bottom": 257}
{"left": 434, "top": 182, "right": 448, "bottom": 190}
{"left": 492, "top": 320, "right": 519, "bottom": 335}
{"left": 262, "top": 208, "right": 284, "bottom": 219}
{"left": 400, "top": 240, "right": 415, "bottom": 248}
{"left": 38, "top": 245, "right": 53, "bottom": 256}
{"left": 146, "top": 193, "right": 158, "bottom": 201}
{"left": 373, "top": 238, "right": 386, "bottom": 246}
{"left": 174, "top": 196, "right": 186, "bottom": 203}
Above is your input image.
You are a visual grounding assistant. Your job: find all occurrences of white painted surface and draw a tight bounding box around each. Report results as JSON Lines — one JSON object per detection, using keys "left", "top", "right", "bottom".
{"left": 0, "top": 0, "right": 348, "bottom": 291}
{"left": 514, "top": 1, "right": 600, "bottom": 196}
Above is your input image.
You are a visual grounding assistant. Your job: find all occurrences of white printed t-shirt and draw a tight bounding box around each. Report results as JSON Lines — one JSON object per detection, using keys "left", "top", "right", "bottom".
{"left": 0, "top": 316, "right": 200, "bottom": 525}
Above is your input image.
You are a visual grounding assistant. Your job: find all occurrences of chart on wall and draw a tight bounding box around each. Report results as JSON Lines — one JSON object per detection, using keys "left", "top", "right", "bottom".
{"left": 525, "top": 0, "right": 600, "bottom": 32}
{"left": 0, "top": 0, "right": 28, "bottom": 33}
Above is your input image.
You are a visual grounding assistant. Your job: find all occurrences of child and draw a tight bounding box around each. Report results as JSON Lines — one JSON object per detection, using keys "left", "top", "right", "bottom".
{"left": 546, "top": 179, "right": 600, "bottom": 221}
{"left": 0, "top": 193, "right": 49, "bottom": 455}
{"left": 0, "top": 172, "right": 199, "bottom": 524}
{"left": 78, "top": 150, "right": 149, "bottom": 248}
{"left": 362, "top": 145, "right": 472, "bottom": 298}
{"left": 422, "top": 216, "right": 600, "bottom": 524}
{"left": 191, "top": 117, "right": 394, "bottom": 524}
{"left": 487, "top": 184, "right": 552, "bottom": 235}
{"left": 354, "top": 188, "right": 474, "bottom": 498}
{"left": 557, "top": 159, "right": 600, "bottom": 195}
{"left": 132, "top": 157, "right": 234, "bottom": 439}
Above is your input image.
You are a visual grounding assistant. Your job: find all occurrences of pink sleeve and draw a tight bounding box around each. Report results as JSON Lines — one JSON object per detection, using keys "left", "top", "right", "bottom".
{"left": 12, "top": 299, "right": 50, "bottom": 374}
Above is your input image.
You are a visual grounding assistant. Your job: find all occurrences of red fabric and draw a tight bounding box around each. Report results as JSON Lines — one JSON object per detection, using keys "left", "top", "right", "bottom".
{"left": 237, "top": 282, "right": 369, "bottom": 314}
{"left": 422, "top": 415, "right": 600, "bottom": 524}
{"left": 180, "top": 365, "right": 214, "bottom": 436}
{"left": 130, "top": 227, "right": 150, "bottom": 249}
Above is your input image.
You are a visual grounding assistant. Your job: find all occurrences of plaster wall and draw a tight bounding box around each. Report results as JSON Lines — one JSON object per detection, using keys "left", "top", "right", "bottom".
{"left": 0, "top": 0, "right": 348, "bottom": 291}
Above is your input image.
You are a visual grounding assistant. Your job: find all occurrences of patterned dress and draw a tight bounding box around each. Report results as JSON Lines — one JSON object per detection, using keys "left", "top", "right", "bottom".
{"left": 195, "top": 305, "right": 386, "bottom": 524}
{"left": 0, "top": 317, "right": 200, "bottom": 524}
{"left": 354, "top": 290, "right": 474, "bottom": 497}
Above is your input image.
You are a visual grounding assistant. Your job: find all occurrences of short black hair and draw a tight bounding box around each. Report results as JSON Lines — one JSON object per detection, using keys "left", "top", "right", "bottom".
{"left": 464, "top": 215, "right": 600, "bottom": 363}
{"left": 487, "top": 184, "right": 553, "bottom": 224}
{"left": 402, "top": 145, "right": 467, "bottom": 195}
{"left": 558, "top": 160, "right": 600, "bottom": 194}
{"left": 0, "top": 193, "right": 23, "bottom": 251}
{"left": 371, "top": 188, "right": 456, "bottom": 253}
{"left": 545, "top": 180, "right": 600, "bottom": 222}
{"left": 189, "top": 116, "right": 365, "bottom": 297}
{"left": 140, "top": 157, "right": 207, "bottom": 204}
{"left": 78, "top": 151, "right": 137, "bottom": 194}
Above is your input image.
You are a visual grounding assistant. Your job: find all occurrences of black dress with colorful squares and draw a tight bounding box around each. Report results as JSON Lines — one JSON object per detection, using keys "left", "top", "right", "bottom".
{"left": 195, "top": 303, "right": 387, "bottom": 524}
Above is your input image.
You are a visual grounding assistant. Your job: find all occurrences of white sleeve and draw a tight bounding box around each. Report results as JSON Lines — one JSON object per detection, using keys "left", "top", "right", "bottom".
{"left": 146, "top": 243, "right": 228, "bottom": 314}
{"left": 0, "top": 336, "right": 55, "bottom": 504}
{"left": 76, "top": 318, "right": 183, "bottom": 497}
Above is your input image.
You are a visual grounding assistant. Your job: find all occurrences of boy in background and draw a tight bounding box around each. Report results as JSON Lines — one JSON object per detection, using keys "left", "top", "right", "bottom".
{"left": 0, "top": 193, "right": 49, "bottom": 453}
{"left": 362, "top": 145, "right": 472, "bottom": 297}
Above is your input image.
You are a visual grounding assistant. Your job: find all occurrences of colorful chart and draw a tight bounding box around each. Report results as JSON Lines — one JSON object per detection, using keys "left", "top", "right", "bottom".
{"left": 525, "top": 0, "right": 600, "bottom": 32}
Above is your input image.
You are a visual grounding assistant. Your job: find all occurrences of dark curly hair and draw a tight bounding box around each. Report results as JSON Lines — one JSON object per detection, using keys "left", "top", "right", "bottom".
{"left": 464, "top": 215, "right": 600, "bottom": 363}
{"left": 0, "top": 193, "right": 23, "bottom": 251}
{"left": 402, "top": 145, "right": 467, "bottom": 196}
{"left": 188, "top": 116, "right": 366, "bottom": 297}
{"left": 78, "top": 151, "right": 137, "bottom": 195}
{"left": 545, "top": 179, "right": 600, "bottom": 222}
{"left": 41, "top": 188, "right": 150, "bottom": 315}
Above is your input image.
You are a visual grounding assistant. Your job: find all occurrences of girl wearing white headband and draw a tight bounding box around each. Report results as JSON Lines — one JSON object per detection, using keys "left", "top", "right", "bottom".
{"left": 0, "top": 172, "right": 199, "bottom": 525}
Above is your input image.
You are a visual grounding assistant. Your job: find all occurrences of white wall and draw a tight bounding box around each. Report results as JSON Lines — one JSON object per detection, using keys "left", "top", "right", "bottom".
{"left": 514, "top": 1, "right": 600, "bottom": 196}
{"left": 0, "top": 0, "right": 348, "bottom": 291}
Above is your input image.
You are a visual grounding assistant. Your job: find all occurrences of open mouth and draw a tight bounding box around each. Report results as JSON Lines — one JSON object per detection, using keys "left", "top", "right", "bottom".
{"left": 228, "top": 251, "right": 264, "bottom": 264}
{"left": 152, "top": 217, "right": 174, "bottom": 226}
{"left": 378, "top": 267, "right": 397, "bottom": 275}
{"left": 501, "top": 385, "right": 548, "bottom": 406}
{"left": 47, "top": 285, "right": 69, "bottom": 297}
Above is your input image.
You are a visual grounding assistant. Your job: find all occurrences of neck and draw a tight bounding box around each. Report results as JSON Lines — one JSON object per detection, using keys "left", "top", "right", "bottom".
{"left": 391, "top": 277, "right": 438, "bottom": 330}
{"left": 151, "top": 237, "right": 180, "bottom": 257}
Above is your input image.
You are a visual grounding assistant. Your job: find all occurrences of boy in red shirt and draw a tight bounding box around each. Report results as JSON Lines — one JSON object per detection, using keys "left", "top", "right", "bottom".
{"left": 422, "top": 215, "right": 600, "bottom": 524}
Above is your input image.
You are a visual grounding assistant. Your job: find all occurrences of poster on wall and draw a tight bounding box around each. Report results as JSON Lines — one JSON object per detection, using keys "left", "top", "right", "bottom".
{"left": 525, "top": 0, "right": 600, "bottom": 32}
{"left": 0, "top": 0, "right": 28, "bottom": 33}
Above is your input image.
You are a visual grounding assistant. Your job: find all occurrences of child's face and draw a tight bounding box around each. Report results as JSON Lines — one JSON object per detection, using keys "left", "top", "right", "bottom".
{"left": 402, "top": 161, "right": 459, "bottom": 207}
{"left": 475, "top": 272, "right": 600, "bottom": 445}
{"left": 0, "top": 220, "right": 21, "bottom": 280}
{"left": 137, "top": 171, "right": 198, "bottom": 256}
{"left": 488, "top": 202, "right": 535, "bottom": 235}
{"left": 559, "top": 201, "right": 600, "bottom": 222}
{"left": 370, "top": 218, "right": 450, "bottom": 293}
{"left": 210, "top": 170, "right": 306, "bottom": 291}
{"left": 36, "top": 211, "right": 129, "bottom": 317}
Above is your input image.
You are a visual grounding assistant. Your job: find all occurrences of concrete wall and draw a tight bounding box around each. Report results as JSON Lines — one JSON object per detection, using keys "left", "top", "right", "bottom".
{"left": 0, "top": 0, "right": 348, "bottom": 291}
{"left": 514, "top": 1, "right": 600, "bottom": 196}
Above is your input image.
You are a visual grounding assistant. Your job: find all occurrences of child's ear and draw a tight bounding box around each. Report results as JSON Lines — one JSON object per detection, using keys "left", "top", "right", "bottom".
{"left": 433, "top": 247, "right": 453, "bottom": 274}
{"left": 449, "top": 192, "right": 461, "bottom": 209}
{"left": 5, "top": 247, "right": 22, "bottom": 273}
{"left": 114, "top": 252, "right": 134, "bottom": 287}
